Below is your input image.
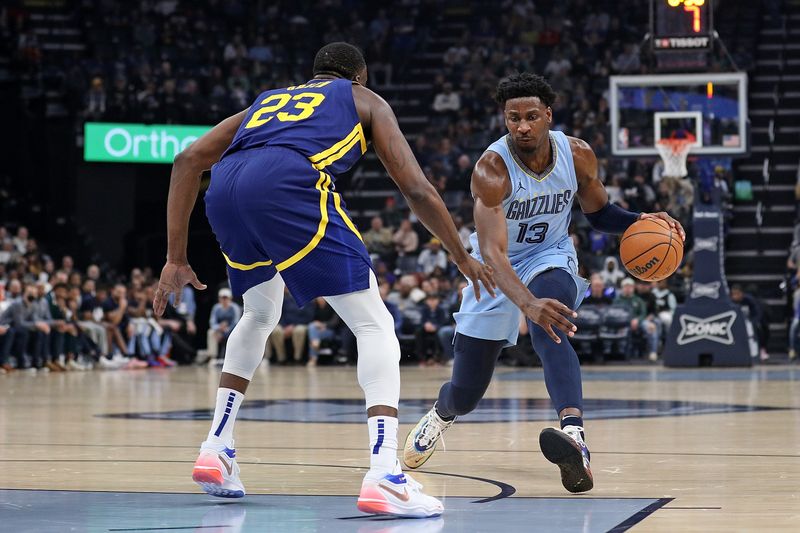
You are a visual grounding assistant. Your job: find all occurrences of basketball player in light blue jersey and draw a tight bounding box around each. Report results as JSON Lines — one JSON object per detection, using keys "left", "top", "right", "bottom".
{"left": 403, "top": 73, "right": 685, "bottom": 493}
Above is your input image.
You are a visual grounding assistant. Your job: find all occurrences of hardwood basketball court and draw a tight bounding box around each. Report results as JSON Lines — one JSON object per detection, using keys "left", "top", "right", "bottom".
{"left": 1, "top": 364, "right": 798, "bottom": 531}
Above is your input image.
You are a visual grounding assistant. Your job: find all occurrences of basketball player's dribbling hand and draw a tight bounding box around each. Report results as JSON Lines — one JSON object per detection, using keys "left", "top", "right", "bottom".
{"left": 639, "top": 212, "right": 686, "bottom": 241}
{"left": 153, "top": 262, "right": 207, "bottom": 317}
{"left": 523, "top": 299, "right": 577, "bottom": 344}
{"left": 455, "top": 256, "right": 497, "bottom": 301}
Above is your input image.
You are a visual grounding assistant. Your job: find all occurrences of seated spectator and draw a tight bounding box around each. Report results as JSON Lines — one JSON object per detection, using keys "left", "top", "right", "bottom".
{"left": 393, "top": 219, "right": 419, "bottom": 273}
{"left": 417, "top": 238, "right": 448, "bottom": 275}
{"left": 789, "top": 295, "right": 798, "bottom": 361}
{"left": 437, "top": 279, "right": 467, "bottom": 364}
{"left": 46, "top": 283, "right": 83, "bottom": 371}
{"left": 380, "top": 196, "right": 404, "bottom": 229}
{"left": 388, "top": 274, "right": 425, "bottom": 332}
{"left": 432, "top": 82, "right": 461, "bottom": 119}
{"left": 307, "top": 298, "right": 341, "bottom": 367}
{"left": 652, "top": 278, "right": 677, "bottom": 331}
{"left": 363, "top": 216, "right": 394, "bottom": 262}
{"left": 206, "top": 288, "right": 242, "bottom": 365}
{"left": 156, "top": 285, "right": 197, "bottom": 365}
{"left": 32, "top": 282, "right": 59, "bottom": 371}
{"left": 415, "top": 292, "right": 448, "bottom": 364}
{"left": 731, "top": 284, "right": 769, "bottom": 361}
{"left": 8, "top": 284, "right": 50, "bottom": 372}
{"left": 12, "top": 226, "right": 29, "bottom": 254}
{"left": 266, "top": 287, "right": 314, "bottom": 365}
{"left": 0, "top": 316, "right": 13, "bottom": 373}
{"left": 614, "top": 278, "right": 658, "bottom": 360}
{"left": 79, "top": 282, "right": 123, "bottom": 369}
{"left": 599, "top": 256, "right": 625, "bottom": 288}
{"left": 584, "top": 274, "right": 614, "bottom": 305}
{"left": 104, "top": 284, "right": 137, "bottom": 364}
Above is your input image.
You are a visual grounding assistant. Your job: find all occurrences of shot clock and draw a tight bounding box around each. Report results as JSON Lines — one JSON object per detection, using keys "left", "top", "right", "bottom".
{"left": 651, "top": 0, "right": 714, "bottom": 51}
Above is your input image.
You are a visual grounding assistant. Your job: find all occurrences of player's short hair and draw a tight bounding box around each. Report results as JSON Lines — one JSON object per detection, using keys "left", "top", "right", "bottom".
{"left": 495, "top": 72, "right": 557, "bottom": 108}
{"left": 313, "top": 42, "right": 366, "bottom": 80}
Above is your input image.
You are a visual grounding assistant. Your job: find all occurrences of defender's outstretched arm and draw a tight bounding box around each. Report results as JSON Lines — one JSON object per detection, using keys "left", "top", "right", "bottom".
{"left": 366, "top": 90, "right": 495, "bottom": 300}
{"left": 154, "top": 109, "right": 247, "bottom": 316}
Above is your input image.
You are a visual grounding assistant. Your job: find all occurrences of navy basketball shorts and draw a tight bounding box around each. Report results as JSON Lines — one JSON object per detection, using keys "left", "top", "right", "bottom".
{"left": 205, "top": 146, "right": 372, "bottom": 307}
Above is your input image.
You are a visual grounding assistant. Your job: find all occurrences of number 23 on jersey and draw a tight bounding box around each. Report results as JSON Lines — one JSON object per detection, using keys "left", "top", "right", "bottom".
{"left": 244, "top": 92, "right": 326, "bottom": 129}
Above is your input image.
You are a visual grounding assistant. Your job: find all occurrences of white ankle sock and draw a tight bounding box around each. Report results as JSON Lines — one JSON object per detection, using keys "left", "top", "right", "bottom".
{"left": 367, "top": 416, "right": 398, "bottom": 473}
{"left": 205, "top": 388, "right": 243, "bottom": 448}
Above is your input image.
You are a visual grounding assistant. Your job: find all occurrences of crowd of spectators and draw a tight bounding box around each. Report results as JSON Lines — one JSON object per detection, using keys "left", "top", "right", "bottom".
{"left": 60, "top": 1, "right": 436, "bottom": 125}
{"left": 0, "top": 224, "right": 199, "bottom": 373}
{"left": 3, "top": 0, "right": 790, "bottom": 371}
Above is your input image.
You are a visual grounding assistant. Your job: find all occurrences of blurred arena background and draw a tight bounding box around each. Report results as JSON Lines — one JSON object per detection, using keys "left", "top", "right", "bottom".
{"left": 0, "top": 0, "right": 797, "bottom": 368}
{"left": 0, "top": 0, "right": 799, "bottom": 532}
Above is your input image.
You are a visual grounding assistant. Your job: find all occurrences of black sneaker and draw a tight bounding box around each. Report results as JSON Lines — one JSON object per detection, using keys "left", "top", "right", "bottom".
{"left": 539, "top": 426, "right": 594, "bottom": 493}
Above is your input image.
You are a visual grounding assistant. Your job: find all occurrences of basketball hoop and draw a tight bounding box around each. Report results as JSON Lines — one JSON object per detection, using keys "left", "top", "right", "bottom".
{"left": 656, "top": 132, "right": 696, "bottom": 179}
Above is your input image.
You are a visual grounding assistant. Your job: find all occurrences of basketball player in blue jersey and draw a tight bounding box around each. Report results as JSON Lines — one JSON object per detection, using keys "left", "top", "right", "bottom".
{"left": 152, "top": 43, "right": 494, "bottom": 518}
{"left": 403, "top": 73, "right": 685, "bottom": 493}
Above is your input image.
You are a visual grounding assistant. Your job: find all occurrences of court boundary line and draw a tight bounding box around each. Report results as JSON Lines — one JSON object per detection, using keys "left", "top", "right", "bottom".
{"left": 0, "top": 461, "right": 516, "bottom": 504}
{"left": 606, "top": 497, "right": 673, "bottom": 532}
{"left": 3, "top": 442, "right": 800, "bottom": 459}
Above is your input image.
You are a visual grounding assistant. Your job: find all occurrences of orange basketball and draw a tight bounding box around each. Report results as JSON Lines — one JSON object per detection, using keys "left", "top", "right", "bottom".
{"left": 619, "top": 218, "right": 683, "bottom": 282}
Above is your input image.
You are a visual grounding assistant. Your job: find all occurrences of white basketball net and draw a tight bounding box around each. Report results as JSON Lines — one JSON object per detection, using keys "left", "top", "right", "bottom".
{"left": 656, "top": 137, "right": 694, "bottom": 179}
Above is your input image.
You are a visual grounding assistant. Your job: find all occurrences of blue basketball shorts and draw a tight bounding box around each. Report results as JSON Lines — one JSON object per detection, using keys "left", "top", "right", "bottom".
{"left": 205, "top": 146, "right": 372, "bottom": 307}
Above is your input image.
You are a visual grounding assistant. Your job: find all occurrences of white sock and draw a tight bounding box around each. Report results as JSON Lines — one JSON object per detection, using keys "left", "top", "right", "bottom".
{"left": 367, "top": 416, "right": 399, "bottom": 474}
{"left": 205, "top": 388, "right": 243, "bottom": 448}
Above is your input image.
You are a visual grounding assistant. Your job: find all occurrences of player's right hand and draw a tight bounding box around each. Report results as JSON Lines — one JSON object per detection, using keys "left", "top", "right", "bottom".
{"left": 523, "top": 298, "right": 578, "bottom": 344}
{"left": 153, "top": 262, "right": 207, "bottom": 317}
{"left": 454, "top": 256, "right": 496, "bottom": 301}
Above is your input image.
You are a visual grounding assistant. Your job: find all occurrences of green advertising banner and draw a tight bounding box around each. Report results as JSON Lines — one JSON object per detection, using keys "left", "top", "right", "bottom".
{"left": 84, "top": 122, "right": 212, "bottom": 163}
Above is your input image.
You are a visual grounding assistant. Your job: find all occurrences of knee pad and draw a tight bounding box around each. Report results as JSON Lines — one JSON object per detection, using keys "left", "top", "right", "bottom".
{"left": 242, "top": 302, "right": 279, "bottom": 329}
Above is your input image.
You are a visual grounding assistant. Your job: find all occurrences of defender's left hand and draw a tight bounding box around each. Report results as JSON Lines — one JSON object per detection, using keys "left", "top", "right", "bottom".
{"left": 640, "top": 212, "right": 686, "bottom": 241}
{"left": 455, "top": 255, "right": 497, "bottom": 301}
{"left": 153, "top": 262, "right": 207, "bottom": 317}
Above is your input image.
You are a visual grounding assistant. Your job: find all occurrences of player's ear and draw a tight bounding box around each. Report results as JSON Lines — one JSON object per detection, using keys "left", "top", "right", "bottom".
{"left": 546, "top": 106, "right": 553, "bottom": 123}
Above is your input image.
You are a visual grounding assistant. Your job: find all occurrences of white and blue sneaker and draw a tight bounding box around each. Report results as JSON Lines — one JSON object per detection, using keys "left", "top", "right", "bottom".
{"left": 539, "top": 425, "right": 593, "bottom": 493}
{"left": 192, "top": 441, "right": 246, "bottom": 498}
{"left": 403, "top": 405, "right": 454, "bottom": 469}
{"left": 358, "top": 462, "right": 443, "bottom": 518}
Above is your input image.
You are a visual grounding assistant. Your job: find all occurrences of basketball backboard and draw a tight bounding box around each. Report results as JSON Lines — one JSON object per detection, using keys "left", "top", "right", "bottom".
{"left": 609, "top": 72, "right": 748, "bottom": 157}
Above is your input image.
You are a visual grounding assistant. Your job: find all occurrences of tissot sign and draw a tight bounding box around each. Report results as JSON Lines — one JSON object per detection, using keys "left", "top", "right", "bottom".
{"left": 84, "top": 122, "right": 212, "bottom": 163}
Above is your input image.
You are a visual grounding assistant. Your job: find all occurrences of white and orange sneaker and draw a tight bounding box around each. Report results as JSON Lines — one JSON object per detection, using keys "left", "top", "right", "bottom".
{"left": 357, "top": 462, "right": 443, "bottom": 518}
{"left": 192, "top": 442, "right": 245, "bottom": 498}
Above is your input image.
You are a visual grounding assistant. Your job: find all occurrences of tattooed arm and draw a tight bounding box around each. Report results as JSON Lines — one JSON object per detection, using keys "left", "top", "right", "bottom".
{"left": 353, "top": 84, "right": 495, "bottom": 299}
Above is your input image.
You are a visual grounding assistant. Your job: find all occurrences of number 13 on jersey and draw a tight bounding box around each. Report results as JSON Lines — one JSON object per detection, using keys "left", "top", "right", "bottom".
{"left": 245, "top": 92, "right": 326, "bottom": 129}
{"left": 516, "top": 222, "right": 549, "bottom": 244}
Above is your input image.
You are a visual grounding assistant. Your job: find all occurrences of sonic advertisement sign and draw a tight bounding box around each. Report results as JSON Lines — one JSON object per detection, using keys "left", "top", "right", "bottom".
{"left": 84, "top": 122, "right": 212, "bottom": 164}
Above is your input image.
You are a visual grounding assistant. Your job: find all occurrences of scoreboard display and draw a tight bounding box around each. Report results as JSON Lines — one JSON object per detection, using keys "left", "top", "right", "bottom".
{"left": 652, "top": 0, "right": 713, "bottom": 51}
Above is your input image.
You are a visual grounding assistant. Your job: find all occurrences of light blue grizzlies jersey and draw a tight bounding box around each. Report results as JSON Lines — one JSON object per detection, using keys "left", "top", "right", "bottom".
{"left": 469, "top": 130, "right": 579, "bottom": 280}
{"left": 456, "top": 130, "right": 589, "bottom": 346}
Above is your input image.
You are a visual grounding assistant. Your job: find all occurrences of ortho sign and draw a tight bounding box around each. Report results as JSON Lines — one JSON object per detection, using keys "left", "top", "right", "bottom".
{"left": 84, "top": 122, "right": 212, "bottom": 164}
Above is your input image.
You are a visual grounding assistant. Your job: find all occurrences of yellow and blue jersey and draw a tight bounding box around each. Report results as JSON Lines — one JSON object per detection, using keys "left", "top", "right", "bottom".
{"left": 206, "top": 78, "right": 372, "bottom": 305}
{"left": 222, "top": 78, "right": 366, "bottom": 178}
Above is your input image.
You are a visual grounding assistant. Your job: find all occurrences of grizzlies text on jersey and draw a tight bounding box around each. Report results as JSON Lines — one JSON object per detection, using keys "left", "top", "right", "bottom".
{"left": 456, "top": 131, "right": 590, "bottom": 345}
{"left": 205, "top": 79, "right": 372, "bottom": 306}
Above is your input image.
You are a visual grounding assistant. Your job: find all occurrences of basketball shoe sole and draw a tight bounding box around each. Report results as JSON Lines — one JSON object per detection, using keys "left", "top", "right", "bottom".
{"left": 192, "top": 448, "right": 245, "bottom": 498}
{"left": 357, "top": 472, "right": 443, "bottom": 518}
{"left": 539, "top": 428, "right": 594, "bottom": 493}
